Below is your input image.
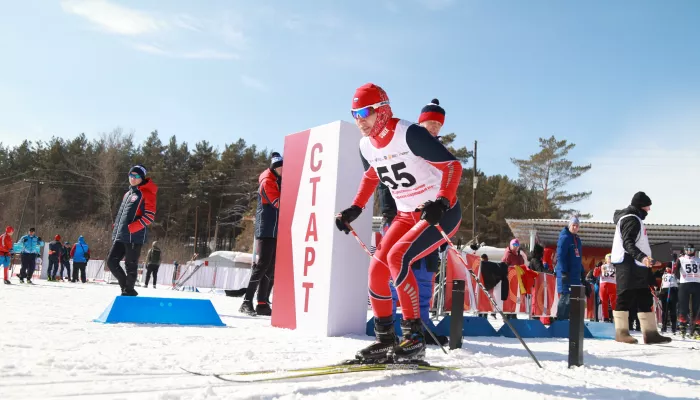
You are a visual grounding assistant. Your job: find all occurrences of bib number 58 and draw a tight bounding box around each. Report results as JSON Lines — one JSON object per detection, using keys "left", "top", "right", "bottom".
{"left": 377, "top": 162, "right": 417, "bottom": 190}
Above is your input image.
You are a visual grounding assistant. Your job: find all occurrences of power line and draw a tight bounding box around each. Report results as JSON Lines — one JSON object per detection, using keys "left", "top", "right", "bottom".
{"left": 0, "top": 171, "right": 30, "bottom": 183}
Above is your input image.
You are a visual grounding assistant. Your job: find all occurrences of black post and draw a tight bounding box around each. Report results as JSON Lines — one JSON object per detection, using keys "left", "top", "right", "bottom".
{"left": 449, "top": 279, "right": 465, "bottom": 349}
{"left": 568, "top": 285, "right": 585, "bottom": 368}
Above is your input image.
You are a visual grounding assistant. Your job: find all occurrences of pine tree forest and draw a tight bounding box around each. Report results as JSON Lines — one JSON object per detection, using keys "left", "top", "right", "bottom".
{"left": 0, "top": 129, "right": 590, "bottom": 262}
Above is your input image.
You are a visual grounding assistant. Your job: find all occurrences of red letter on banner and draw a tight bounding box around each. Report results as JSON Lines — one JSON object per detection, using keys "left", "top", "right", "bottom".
{"left": 304, "top": 247, "right": 315, "bottom": 276}
{"left": 310, "top": 143, "right": 323, "bottom": 172}
{"left": 302, "top": 282, "right": 314, "bottom": 312}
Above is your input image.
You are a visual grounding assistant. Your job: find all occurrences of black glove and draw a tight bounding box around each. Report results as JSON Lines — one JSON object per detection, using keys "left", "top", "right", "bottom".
{"left": 335, "top": 205, "right": 363, "bottom": 234}
{"left": 416, "top": 197, "right": 450, "bottom": 226}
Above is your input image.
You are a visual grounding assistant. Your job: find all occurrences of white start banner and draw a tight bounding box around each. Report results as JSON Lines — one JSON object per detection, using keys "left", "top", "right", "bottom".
{"left": 272, "top": 120, "right": 373, "bottom": 337}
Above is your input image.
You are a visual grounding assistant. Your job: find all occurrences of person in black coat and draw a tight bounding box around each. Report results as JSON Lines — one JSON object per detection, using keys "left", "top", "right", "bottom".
{"left": 47, "top": 235, "right": 63, "bottom": 281}
{"left": 528, "top": 243, "right": 546, "bottom": 272}
{"left": 610, "top": 192, "right": 670, "bottom": 344}
{"left": 106, "top": 165, "right": 158, "bottom": 296}
{"left": 60, "top": 241, "right": 72, "bottom": 281}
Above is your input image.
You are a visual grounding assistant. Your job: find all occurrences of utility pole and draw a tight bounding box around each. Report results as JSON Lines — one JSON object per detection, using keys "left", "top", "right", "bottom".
{"left": 194, "top": 205, "right": 199, "bottom": 252}
{"left": 23, "top": 179, "right": 42, "bottom": 230}
{"left": 472, "top": 141, "right": 478, "bottom": 240}
{"left": 206, "top": 201, "right": 212, "bottom": 251}
{"left": 35, "top": 181, "right": 39, "bottom": 229}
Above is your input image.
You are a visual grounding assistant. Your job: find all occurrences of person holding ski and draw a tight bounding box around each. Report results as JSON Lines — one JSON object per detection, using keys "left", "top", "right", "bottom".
{"left": 1, "top": 226, "right": 14, "bottom": 284}
{"left": 106, "top": 164, "right": 158, "bottom": 296}
{"left": 336, "top": 83, "right": 462, "bottom": 363}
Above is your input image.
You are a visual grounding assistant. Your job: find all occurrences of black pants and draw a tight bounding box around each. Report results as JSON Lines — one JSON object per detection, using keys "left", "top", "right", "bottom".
{"left": 244, "top": 238, "right": 277, "bottom": 303}
{"left": 660, "top": 287, "right": 678, "bottom": 331}
{"left": 60, "top": 261, "right": 71, "bottom": 279}
{"left": 679, "top": 282, "right": 700, "bottom": 324}
{"left": 19, "top": 253, "right": 36, "bottom": 280}
{"left": 48, "top": 258, "right": 59, "bottom": 278}
{"left": 73, "top": 262, "right": 87, "bottom": 283}
{"left": 106, "top": 242, "right": 143, "bottom": 291}
{"left": 145, "top": 264, "right": 160, "bottom": 286}
{"left": 616, "top": 288, "right": 651, "bottom": 331}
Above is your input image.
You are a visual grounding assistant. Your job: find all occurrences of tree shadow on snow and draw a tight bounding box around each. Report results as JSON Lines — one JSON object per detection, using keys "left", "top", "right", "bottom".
{"left": 464, "top": 342, "right": 700, "bottom": 385}
{"left": 278, "top": 369, "right": 694, "bottom": 400}
{"left": 466, "top": 376, "right": 697, "bottom": 400}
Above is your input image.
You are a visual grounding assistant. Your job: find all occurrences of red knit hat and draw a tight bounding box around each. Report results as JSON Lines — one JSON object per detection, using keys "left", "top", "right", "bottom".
{"left": 55, "top": 234, "right": 61, "bottom": 241}
{"left": 5, "top": 226, "right": 13, "bottom": 234}
{"left": 418, "top": 98, "right": 446, "bottom": 125}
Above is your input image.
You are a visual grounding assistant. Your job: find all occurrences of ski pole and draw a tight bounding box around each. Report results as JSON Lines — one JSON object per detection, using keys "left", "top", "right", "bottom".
{"left": 344, "top": 222, "right": 448, "bottom": 355}
{"left": 345, "top": 223, "right": 373, "bottom": 257}
{"left": 435, "top": 224, "right": 543, "bottom": 368}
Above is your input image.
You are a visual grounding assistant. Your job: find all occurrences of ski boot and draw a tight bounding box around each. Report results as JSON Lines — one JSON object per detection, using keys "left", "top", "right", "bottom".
{"left": 19, "top": 279, "right": 24, "bottom": 284}
{"left": 693, "top": 324, "right": 700, "bottom": 340}
{"left": 389, "top": 318, "right": 426, "bottom": 361}
{"left": 356, "top": 316, "right": 398, "bottom": 364}
{"left": 255, "top": 302, "right": 272, "bottom": 316}
{"left": 639, "top": 312, "right": 672, "bottom": 344}
{"left": 3, "top": 279, "right": 11, "bottom": 285}
{"left": 679, "top": 321, "right": 688, "bottom": 339}
{"left": 26, "top": 279, "right": 33, "bottom": 285}
{"left": 239, "top": 300, "right": 256, "bottom": 316}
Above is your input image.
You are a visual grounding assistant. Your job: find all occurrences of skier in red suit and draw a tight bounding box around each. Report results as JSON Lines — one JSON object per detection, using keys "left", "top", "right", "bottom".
{"left": 336, "top": 83, "right": 462, "bottom": 362}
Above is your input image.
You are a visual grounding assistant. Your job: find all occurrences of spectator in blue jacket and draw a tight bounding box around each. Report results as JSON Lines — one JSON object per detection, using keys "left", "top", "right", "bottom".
{"left": 555, "top": 216, "right": 583, "bottom": 320}
{"left": 17, "top": 227, "right": 43, "bottom": 284}
{"left": 71, "top": 236, "right": 90, "bottom": 283}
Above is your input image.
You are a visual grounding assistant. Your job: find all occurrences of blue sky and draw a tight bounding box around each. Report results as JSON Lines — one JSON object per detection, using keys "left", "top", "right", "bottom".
{"left": 1, "top": 0, "right": 699, "bottom": 224}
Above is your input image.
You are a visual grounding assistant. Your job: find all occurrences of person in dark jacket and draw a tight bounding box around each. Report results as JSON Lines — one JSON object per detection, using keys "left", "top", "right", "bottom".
{"left": 71, "top": 236, "right": 90, "bottom": 283}
{"left": 555, "top": 216, "right": 583, "bottom": 320}
{"left": 240, "top": 154, "right": 282, "bottom": 315}
{"left": 60, "top": 241, "right": 72, "bottom": 281}
{"left": 106, "top": 165, "right": 158, "bottom": 296}
{"left": 143, "top": 241, "right": 162, "bottom": 288}
{"left": 528, "top": 243, "right": 546, "bottom": 272}
{"left": 372, "top": 99, "right": 449, "bottom": 345}
{"left": 47, "top": 235, "right": 63, "bottom": 281}
{"left": 17, "top": 228, "right": 44, "bottom": 284}
{"left": 610, "top": 191, "right": 670, "bottom": 344}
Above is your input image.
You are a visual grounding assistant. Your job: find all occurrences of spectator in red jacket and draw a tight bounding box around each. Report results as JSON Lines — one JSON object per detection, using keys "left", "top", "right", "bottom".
{"left": 106, "top": 165, "right": 158, "bottom": 296}
{"left": 502, "top": 238, "right": 526, "bottom": 266}
{"left": 240, "top": 153, "right": 282, "bottom": 316}
{"left": 1, "top": 226, "right": 14, "bottom": 284}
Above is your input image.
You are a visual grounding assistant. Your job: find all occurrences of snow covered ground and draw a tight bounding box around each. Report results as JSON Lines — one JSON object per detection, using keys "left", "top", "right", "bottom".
{"left": 1, "top": 281, "right": 699, "bottom": 400}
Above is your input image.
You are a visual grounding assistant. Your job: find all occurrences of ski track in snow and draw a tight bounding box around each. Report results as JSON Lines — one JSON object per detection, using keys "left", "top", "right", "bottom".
{"left": 1, "top": 282, "right": 699, "bottom": 400}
